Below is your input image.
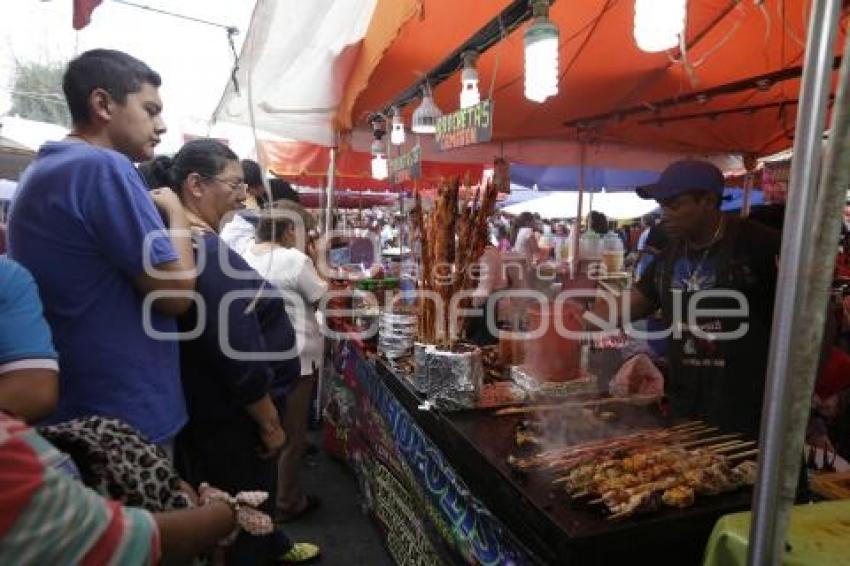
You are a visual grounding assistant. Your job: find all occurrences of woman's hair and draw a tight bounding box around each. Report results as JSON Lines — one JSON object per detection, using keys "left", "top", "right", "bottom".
{"left": 268, "top": 178, "right": 299, "bottom": 204}
{"left": 137, "top": 155, "right": 172, "bottom": 189}
{"left": 241, "top": 159, "right": 263, "bottom": 187}
{"left": 137, "top": 139, "right": 238, "bottom": 193}
{"left": 255, "top": 200, "right": 316, "bottom": 244}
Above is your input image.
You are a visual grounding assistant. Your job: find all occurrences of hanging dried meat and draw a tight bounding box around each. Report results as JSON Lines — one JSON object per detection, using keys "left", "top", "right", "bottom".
{"left": 415, "top": 178, "right": 499, "bottom": 345}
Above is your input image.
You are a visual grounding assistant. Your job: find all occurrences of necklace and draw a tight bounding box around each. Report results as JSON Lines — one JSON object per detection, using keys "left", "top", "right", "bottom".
{"left": 682, "top": 217, "right": 724, "bottom": 292}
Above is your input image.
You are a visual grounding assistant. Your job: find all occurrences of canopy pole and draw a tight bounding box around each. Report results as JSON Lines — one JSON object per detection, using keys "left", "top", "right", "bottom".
{"left": 748, "top": 1, "right": 842, "bottom": 564}
{"left": 741, "top": 154, "right": 757, "bottom": 217}
{"left": 325, "top": 146, "right": 337, "bottom": 234}
{"left": 571, "top": 144, "right": 586, "bottom": 279}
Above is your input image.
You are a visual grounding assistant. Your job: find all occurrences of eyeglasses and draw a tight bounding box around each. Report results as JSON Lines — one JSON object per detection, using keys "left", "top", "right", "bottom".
{"left": 201, "top": 175, "right": 248, "bottom": 193}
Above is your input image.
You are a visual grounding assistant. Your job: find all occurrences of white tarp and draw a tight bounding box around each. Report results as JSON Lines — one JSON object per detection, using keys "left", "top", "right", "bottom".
{"left": 0, "top": 179, "right": 17, "bottom": 200}
{"left": 211, "top": 0, "right": 377, "bottom": 147}
{"left": 502, "top": 191, "right": 657, "bottom": 220}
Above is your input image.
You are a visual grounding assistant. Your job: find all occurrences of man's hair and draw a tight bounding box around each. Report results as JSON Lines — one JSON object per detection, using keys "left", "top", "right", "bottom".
{"left": 63, "top": 49, "right": 161, "bottom": 125}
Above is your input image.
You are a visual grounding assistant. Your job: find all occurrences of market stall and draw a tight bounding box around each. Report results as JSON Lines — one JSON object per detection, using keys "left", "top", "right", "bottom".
{"left": 212, "top": 1, "right": 850, "bottom": 564}
{"left": 323, "top": 340, "right": 757, "bottom": 565}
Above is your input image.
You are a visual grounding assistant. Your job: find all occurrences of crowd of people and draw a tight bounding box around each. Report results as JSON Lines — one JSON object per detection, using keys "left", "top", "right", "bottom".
{"left": 2, "top": 49, "right": 323, "bottom": 564}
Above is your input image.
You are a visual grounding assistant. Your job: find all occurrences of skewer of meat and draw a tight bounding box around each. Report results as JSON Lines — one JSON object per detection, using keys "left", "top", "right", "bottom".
{"left": 603, "top": 459, "right": 758, "bottom": 519}
{"left": 567, "top": 446, "right": 757, "bottom": 497}
{"left": 509, "top": 424, "right": 718, "bottom": 471}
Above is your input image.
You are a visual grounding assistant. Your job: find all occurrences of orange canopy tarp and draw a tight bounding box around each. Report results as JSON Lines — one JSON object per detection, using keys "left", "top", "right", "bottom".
{"left": 258, "top": 139, "right": 484, "bottom": 191}
{"left": 342, "top": 0, "right": 849, "bottom": 157}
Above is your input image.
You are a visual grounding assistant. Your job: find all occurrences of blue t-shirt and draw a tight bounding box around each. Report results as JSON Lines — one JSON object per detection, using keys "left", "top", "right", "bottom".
{"left": 8, "top": 141, "right": 187, "bottom": 443}
{"left": 0, "top": 257, "right": 57, "bottom": 366}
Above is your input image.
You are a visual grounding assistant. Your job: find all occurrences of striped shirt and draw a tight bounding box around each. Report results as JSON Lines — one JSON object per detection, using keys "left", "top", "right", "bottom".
{"left": 0, "top": 412, "right": 160, "bottom": 565}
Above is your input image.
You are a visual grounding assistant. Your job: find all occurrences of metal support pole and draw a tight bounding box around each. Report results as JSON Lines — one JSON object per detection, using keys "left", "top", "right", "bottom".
{"left": 741, "top": 173, "right": 753, "bottom": 217}
{"left": 748, "top": 1, "right": 842, "bottom": 564}
{"left": 741, "top": 154, "right": 758, "bottom": 218}
{"left": 325, "top": 147, "right": 337, "bottom": 234}
{"left": 571, "top": 144, "right": 586, "bottom": 279}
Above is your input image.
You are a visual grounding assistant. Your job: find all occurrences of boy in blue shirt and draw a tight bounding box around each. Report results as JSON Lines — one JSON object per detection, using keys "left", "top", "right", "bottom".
{"left": 8, "top": 50, "right": 195, "bottom": 448}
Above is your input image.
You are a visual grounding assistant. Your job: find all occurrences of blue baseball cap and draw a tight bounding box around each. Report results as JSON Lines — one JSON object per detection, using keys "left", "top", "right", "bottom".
{"left": 636, "top": 160, "right": 725, "bottom": 201}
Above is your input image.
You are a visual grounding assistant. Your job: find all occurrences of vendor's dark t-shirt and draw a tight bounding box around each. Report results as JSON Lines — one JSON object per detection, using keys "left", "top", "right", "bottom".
{"left": 635, "top": 215, "right": 780, "bottom": 435}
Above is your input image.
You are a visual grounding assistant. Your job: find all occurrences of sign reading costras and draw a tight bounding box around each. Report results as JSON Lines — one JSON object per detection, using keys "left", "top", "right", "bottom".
{"left": 434, "top": 100, "right": 494, "bottom": 151}
{"left": 390, "top": 145, "right": 422, "bottom": 183}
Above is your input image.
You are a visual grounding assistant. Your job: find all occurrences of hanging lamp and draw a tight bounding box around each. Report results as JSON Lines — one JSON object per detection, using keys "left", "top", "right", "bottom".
{"left": 371, "top": 153, "right": 388, "bottom": 180}
{"left": 390, "top": 106, "right": 406, "bottom": 145}
{"left": 460, "top": 51, "right": 481, "bottom": 109}
{"left": 523, "top": 0, "right": 559, "bottom": 103}
{"left": 370, "top": 116, "right": 388, "bottom": 180}
{"left": 633, "top": 0, "right": 687, "bottom": 53}
{"left": 411, "top": 82, "right": 443, "bottom": 134}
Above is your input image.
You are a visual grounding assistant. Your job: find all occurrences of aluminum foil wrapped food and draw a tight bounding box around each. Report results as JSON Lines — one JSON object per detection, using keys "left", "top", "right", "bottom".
{"left": 377, "top": 312, "right": 416, "bottom": 360}
{"left": 412, "top": 343, "right": 484, "bottom": 410}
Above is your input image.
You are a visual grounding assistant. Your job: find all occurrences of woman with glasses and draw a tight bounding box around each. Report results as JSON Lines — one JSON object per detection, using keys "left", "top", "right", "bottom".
{"left": 140, "top": 139, "right": 320, "bottom": 564}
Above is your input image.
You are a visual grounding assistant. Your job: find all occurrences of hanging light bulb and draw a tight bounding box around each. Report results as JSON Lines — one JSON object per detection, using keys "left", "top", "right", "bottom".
{"left": 460, "top": 51, "right": 480, "bottom": 109}
{"left": 371, "top": 154, "right": 388, "bottom": 180}
{"left": 524, "top": 0, "right": 559, "bottom": 104}
{"left": 371, "top": 129, "right": 389, "bottom": 181}
{"left": 390, "top": 106, "right": 406, "bottom": 145}
{"left": 411, "top": 82, "right": 443, "bottom": 134}
{"left": 633, "top": 0, "right": 686, "bottom": 53}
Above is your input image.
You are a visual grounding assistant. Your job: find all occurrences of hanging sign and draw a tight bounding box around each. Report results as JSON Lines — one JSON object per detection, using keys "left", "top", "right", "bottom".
{"left": 434, "top": 99, "right": 493, "bottom": 151}
{"left": 389, "top": 144, "right": 422, "bottom": 183}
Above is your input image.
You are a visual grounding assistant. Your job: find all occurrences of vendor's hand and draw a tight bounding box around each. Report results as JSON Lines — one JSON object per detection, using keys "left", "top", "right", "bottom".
{"left": 609, "top": 353, "right": 664, "bottom": 398}
{"left": 806, "top": 414, "right": 835, "bottom": 453}
{"left": 257, "top": 423, "right": 286, "bottom": 459}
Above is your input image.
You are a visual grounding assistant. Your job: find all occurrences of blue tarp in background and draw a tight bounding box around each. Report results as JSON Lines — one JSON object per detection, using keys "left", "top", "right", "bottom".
{"left": 509, "top": 162, "right": 661, "bottom": 192}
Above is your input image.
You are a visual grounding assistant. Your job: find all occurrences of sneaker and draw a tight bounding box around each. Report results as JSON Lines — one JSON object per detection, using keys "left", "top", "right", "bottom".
{"left": 278, "top": 542, "right": 320, "bottom": 564}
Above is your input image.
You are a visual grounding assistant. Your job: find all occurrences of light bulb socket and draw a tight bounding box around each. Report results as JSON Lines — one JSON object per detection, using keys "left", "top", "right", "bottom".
{"left": 530, "top": 0, "right": 551, "bottom": 19}
{"left": 369, "top": 114, "right": 386, "bottom": 138}
{"left": 371, "top": 138, "right": 386, "bottom": 156}
{"left": 461, "top": 50, "right": 479, "bottom": 83}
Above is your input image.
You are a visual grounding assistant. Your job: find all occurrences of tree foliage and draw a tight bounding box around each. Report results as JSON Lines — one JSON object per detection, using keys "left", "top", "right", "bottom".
{"left": 9, "top": 61, "right": 71, "bottom": 127}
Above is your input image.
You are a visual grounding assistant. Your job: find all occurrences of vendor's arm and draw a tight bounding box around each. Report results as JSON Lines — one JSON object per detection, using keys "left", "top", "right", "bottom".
{"left": 585, "top": 259, "right": 660, "bottom": 330}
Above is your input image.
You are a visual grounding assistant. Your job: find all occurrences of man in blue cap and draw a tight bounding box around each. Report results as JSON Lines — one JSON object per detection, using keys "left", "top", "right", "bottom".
{"left": 598, "top": 159, "right": 781, "bottom": 436}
